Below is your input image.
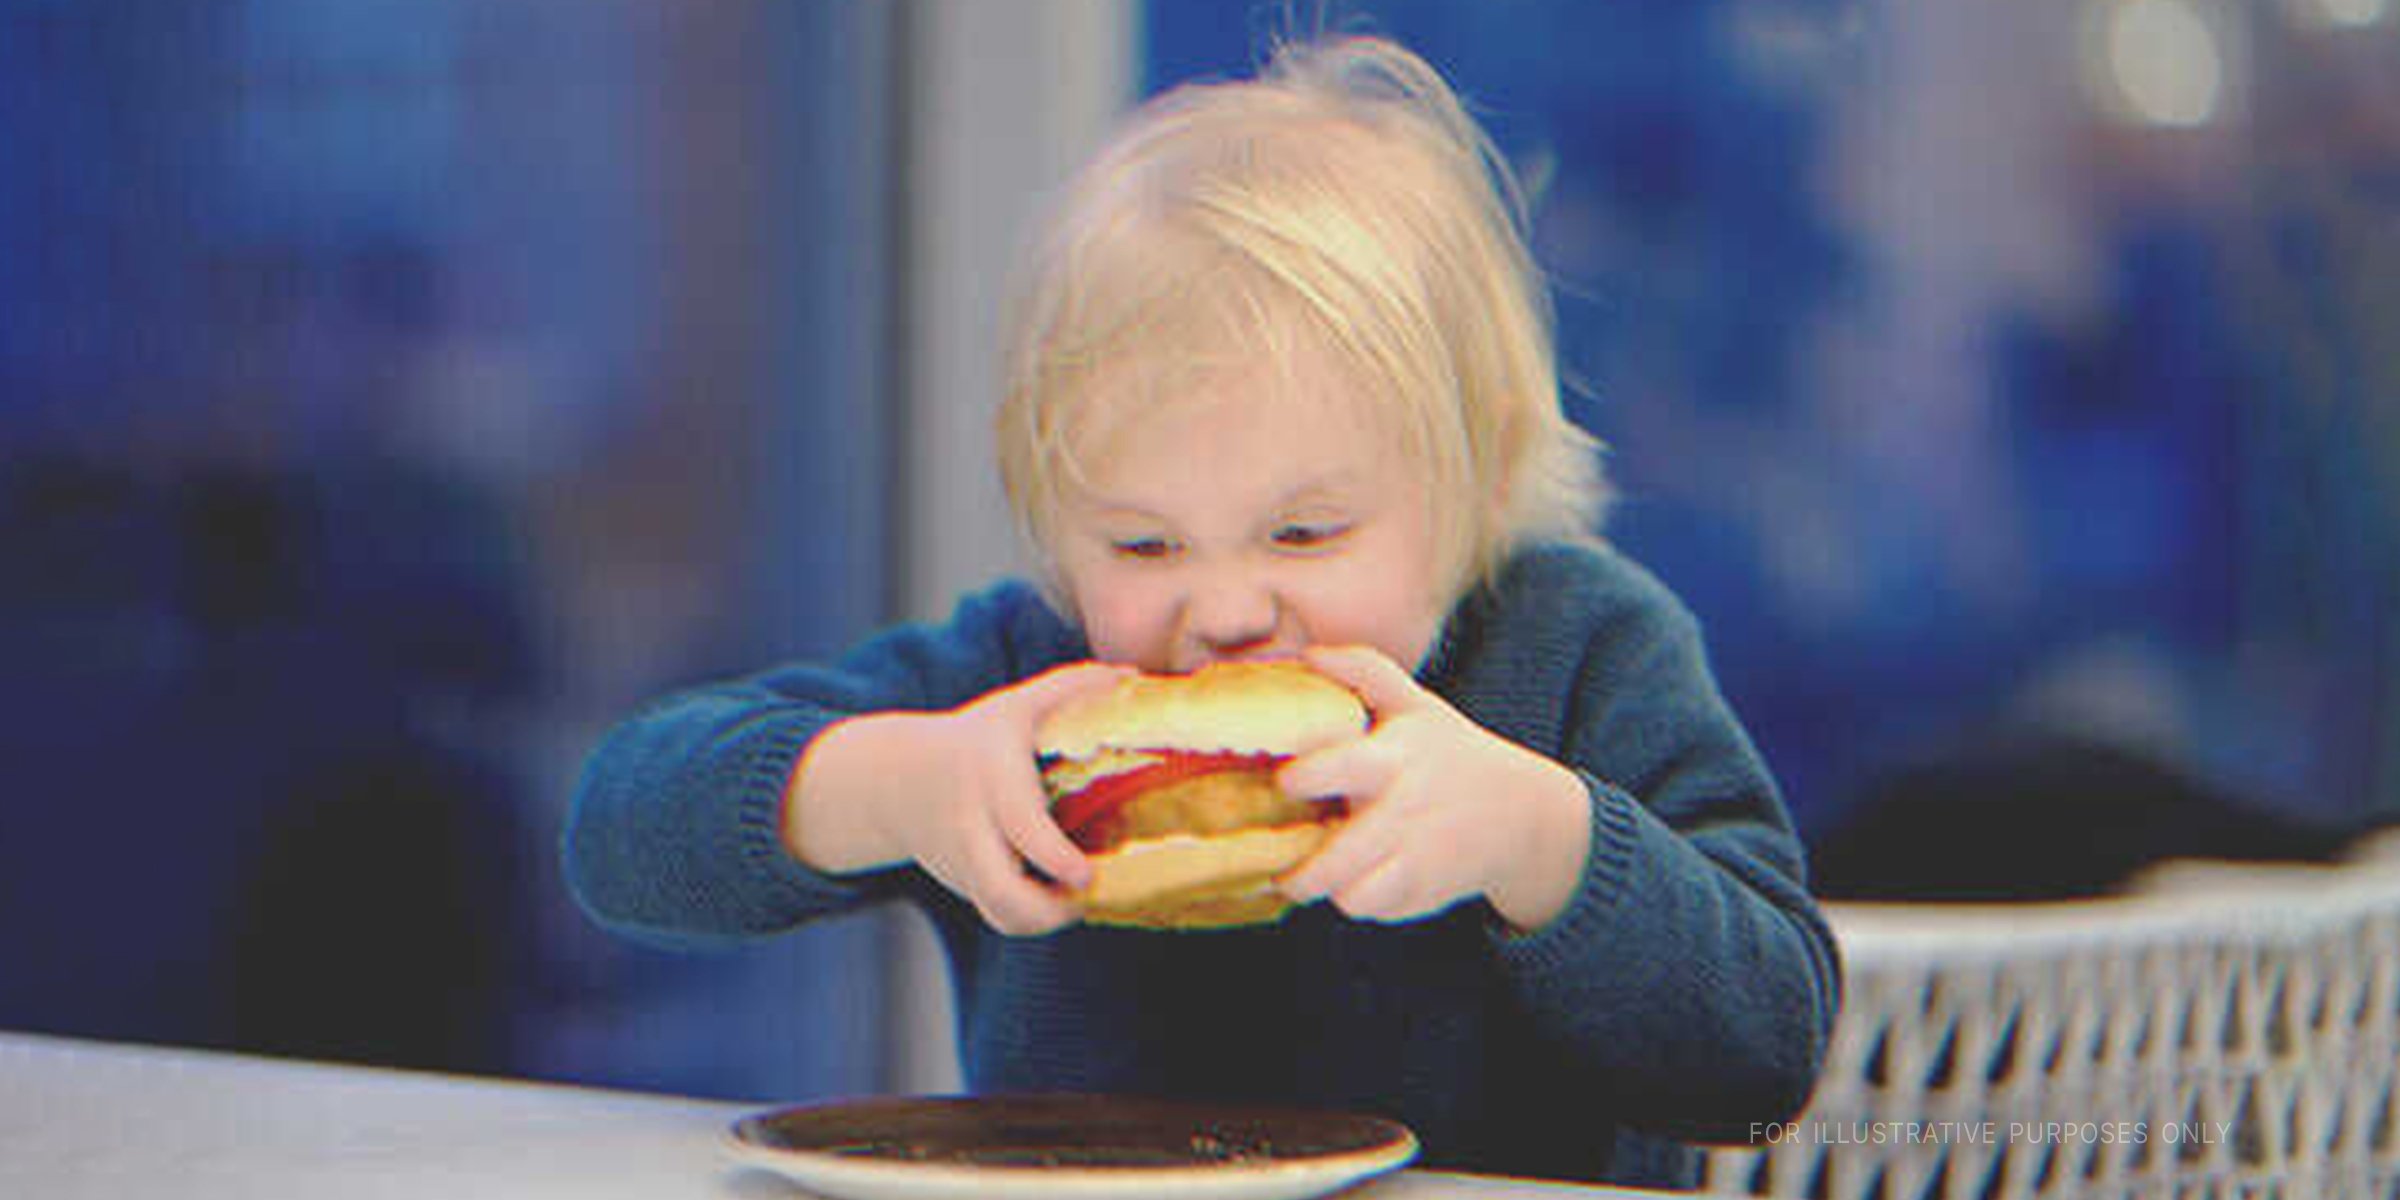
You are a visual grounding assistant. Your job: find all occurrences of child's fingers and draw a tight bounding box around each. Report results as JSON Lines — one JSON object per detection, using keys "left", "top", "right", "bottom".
{"left": 994, "top": 660, "right": 1134, "bottom": 723}
{"left": 994, "top": 766, "right": 1092, "bottom": 892}
{"left": 1331, "top": 855, "right": 1420, "bottom": 923}
{"left": 959, "top": 820, "right": 1080, "bottom": 935}
{"left": 1302, "top": 644, "right": 1426, "bottom": 719}
{"left": 1279, "top": 800, "right": 1403, "bottom": 903}
{"left": 1276, "top": 732, "right": 1400, "bottom": 804}
{"left": 976, "top": 877, "right": 1080, "bottom": 937}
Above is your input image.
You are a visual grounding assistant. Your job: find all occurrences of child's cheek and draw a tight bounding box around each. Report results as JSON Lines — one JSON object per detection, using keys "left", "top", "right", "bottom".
{"left": 1076, "top": 575, "right": 1170, "bottom": 668}
{"left": 1323, "top": 562, "right": 1446, "bottom": 671}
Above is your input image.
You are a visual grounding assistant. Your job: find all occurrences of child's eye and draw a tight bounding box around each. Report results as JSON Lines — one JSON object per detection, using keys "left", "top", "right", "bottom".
{"left": 1111, "top": 537, "right": 1178, "bottom": 560}
{"left": 1271, "top": 521, "right": 1350, "bottom": 550}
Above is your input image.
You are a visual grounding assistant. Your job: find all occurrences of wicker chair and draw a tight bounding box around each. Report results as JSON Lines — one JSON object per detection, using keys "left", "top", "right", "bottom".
{"left": 1703, "top": 836, "right": 2400, "bottom": 1198}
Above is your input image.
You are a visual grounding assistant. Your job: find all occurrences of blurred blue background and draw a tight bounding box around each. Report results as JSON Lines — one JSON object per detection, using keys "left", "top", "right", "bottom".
{"left": 3, "top": 0, "right": 2394, "bottom": 1103}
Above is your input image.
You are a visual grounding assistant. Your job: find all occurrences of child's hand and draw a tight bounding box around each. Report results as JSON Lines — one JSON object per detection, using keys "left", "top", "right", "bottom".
{"left": 1275, "top": 646, "right": 1591, "bottom": 930}
{"left": 785, "top": 662, "right": 1132, "bottom": 936}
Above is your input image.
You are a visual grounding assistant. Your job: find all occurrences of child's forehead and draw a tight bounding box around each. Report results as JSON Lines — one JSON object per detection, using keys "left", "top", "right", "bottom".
{"left": 1058, "top": 382, "right": 1400, "bottom": 530}
{"left": 1065, "top": 329, "right": 1398, "bottom": 456}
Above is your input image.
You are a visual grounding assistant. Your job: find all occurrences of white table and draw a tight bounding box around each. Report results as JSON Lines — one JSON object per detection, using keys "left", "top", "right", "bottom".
{"left": 0, "top": 1032, "right": 1682, "bottom": 1199}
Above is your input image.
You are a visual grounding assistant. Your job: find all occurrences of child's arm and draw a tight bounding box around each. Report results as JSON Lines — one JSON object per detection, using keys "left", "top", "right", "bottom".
{"left": 783, "top": 663, "right": 1125, "bottom": 934}
{"left": 1282, "top": 545, "right": 1838, "bottom": 1140}
{"left": 1487, "top": 562, "right": 1839, "bottom": 1142}
{"left": 561, "top": 581, "right": 1095, "bottom": 948}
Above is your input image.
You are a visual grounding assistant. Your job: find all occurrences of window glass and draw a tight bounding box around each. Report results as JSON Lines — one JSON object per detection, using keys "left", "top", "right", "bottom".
{"left": 1143, "top": 0, "right": 2400, "bottom": 861}
{"left": 0, "top": 0, "right": 894, "bottom": 1099}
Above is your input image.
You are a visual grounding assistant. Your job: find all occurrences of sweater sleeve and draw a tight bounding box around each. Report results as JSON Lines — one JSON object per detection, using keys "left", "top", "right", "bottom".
{"left": 560, "top": 581, "right": 1085, "bottom": 950}
{"left": 1479, "top": 551, "right": 1840, "bottom": 1143}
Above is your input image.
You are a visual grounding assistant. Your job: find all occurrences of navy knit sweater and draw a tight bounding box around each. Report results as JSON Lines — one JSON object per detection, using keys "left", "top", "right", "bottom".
{"left": 563, "top": 541, "right": 1839, "bottom": 1187}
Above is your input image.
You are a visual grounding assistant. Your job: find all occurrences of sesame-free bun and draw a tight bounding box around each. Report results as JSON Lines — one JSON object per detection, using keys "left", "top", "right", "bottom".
{"left": 1036, "top": 660, "right": 1368, "bottom": 931}
{"left": 1081, "top": 822, "right": 1335, "bottom": 930}
{"left": 1037, "top": 660, "right": 1368, "bottom": 760}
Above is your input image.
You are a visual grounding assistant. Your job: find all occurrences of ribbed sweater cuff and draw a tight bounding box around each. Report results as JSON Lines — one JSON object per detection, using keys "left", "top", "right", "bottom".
{"left": 721, "top": 711, "right": 876, "bottom": 920}
{"left": 1491, "top": 770, "right": 1641, "bottom": 971}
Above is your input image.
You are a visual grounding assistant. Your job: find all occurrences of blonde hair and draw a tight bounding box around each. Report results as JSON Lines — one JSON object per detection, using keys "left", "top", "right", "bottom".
{"left": 996, "top": 34, "right": 1607, "bottom": 597}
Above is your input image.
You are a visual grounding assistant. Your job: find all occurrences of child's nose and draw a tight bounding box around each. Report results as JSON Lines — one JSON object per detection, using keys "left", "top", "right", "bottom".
{"left": 1186, "top": 573, "right": 1279, "bottom": 656}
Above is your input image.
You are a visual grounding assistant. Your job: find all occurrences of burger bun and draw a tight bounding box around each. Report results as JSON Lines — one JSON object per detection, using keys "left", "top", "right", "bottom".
{"left": 1036, "top": 660, "right": 1368, "bottom": 930}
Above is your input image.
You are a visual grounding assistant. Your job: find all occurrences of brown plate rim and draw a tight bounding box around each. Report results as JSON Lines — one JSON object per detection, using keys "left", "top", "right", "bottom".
{"left": 726, "top": 1093, "right": 1420, "bottom": 1177}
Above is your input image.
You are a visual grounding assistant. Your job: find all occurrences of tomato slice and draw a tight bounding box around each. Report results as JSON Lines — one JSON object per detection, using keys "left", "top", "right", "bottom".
{"left": 1051, "top": 751, "right": 1283, "bottom": 847}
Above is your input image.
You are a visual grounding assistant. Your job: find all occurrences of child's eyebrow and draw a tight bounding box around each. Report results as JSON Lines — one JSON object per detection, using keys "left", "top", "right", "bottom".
{"left": 1071, "top": 470, "right": 1370, "bottom": 522}
{"left": 1271, "top": 472, "right": 1365, "bottom": 508}
{"left": 1073, "top": 497, "right": 1169, "bottom": 523}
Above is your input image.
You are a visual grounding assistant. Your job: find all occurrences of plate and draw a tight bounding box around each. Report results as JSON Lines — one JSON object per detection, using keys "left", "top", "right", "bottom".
{"left": 726, "top": 1094, "right": 1418, "bottom": 1200}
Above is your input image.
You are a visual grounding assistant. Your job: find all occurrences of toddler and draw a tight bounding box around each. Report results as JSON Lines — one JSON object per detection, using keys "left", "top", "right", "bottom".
{"left": 566, "top": 34, "right": 1837, "bottom": 1187}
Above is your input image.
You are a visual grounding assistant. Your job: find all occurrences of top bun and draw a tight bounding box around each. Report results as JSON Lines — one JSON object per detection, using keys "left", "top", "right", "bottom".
{"left": 1037, "top": 660, "right": 1369, "bottom": 760}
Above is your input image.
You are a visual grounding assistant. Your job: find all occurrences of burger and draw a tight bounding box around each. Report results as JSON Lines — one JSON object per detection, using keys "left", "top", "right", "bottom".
{"left": 1036, "top": 660, "right": 1369, "bottom": 930}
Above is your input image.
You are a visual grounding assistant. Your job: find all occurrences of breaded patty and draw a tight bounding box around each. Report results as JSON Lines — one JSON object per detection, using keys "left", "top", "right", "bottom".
{"left": 1090, "top": 768, "right": 1321, "bottom": 846}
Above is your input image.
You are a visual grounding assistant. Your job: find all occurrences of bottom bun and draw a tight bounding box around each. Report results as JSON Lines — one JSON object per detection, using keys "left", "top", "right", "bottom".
{"left": 1077, "top": 822, "right": 1334, "bottom": 931}
{"left": 1088, "top": 880, "right": 1296, "bottom": 930}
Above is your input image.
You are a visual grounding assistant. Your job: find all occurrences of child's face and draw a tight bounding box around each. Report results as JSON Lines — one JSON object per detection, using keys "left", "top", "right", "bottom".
{"left": 1051, "top": 367, "right": 1453, "bottom": 675}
